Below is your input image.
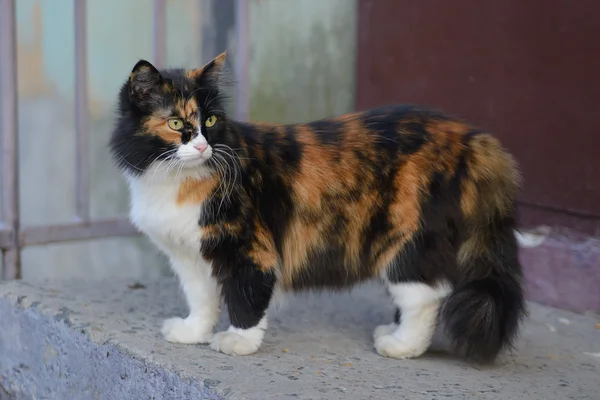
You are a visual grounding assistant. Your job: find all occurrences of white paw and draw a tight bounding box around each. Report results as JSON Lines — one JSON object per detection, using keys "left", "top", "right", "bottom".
{"left": 161, "top": 317, "right": 213, "bottom": 344}
{"left": 374, "top": 334, "right": 427, "bottom": 359}
{"left": 210, "top": 331, "right": 259, "bottom": 356}
{"left": 373, "top": 323, "right": 399, "bottom": 340}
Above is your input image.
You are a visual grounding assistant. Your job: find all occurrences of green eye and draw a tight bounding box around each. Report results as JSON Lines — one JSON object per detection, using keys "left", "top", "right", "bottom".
{"left": 167, "top": 118, "right": 184, "bottom": 130}
{"left": 205, "top": 115, "right": 217, "bottom": 128}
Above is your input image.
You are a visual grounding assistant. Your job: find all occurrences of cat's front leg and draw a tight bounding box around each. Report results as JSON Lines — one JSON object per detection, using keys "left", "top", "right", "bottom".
{"left": 161, "top": 255, "right": 221, "bottom": 344}
{"left": 210, "top": 266, "right": 276, "bottom": 356}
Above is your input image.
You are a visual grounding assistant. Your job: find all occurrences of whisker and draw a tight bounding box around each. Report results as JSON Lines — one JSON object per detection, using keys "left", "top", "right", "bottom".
{"left": 204, "top": 92, "right": 227, "bottom": 111}
{"left": 158, "top": 155, "right": 182, "bottom": 182}
{"left": 212, "top": 155, "right": 228, "bottom": 207}
{"left": 213, "top": 155, "right": 230, "bottom": 215}
{"left": 149, "top": 148, "right": 179, "bottom": 182}
{"left": 174, "top": 159, "right": 185, "bottom": 183}
{"left": 152, "top": 154, "right": 178, "bottom": 182}
{"left": 117, "top": 155, "right": 145, "bottom": 172}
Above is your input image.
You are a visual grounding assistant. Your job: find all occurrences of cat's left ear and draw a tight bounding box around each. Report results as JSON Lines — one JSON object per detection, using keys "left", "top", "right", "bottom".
{"left": 187, "top": 52, "right": 227, "bottom": 84}
{"left": 129, "top": 59, "right": 163, "bottom": 110}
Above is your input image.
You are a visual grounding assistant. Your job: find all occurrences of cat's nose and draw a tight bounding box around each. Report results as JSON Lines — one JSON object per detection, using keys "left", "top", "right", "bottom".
{"left": 194, "top": 142, "right": 208, "bottom": 153}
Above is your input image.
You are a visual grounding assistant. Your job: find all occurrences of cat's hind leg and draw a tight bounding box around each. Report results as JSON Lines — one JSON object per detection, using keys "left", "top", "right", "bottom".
{"left": 374, "top": 280, "right": 451, "bottom": 359}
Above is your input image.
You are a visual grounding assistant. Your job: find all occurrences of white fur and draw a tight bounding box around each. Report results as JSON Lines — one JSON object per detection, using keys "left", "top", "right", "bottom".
{"left": 373, "top": 323, "right": 398, "bottom": 340}
{"left": 374, "top": 280, "right": 451, "bottom": 359}
{"left": 175, "top": 132, "right": 213, "bottom": 168}
{"left": 514, "top": 227, "right": 550, "bottom": 248}
{"left": 127, "top": 131, "right": 220, "bottom": 344}
{"left": 211, "top": 316, "right": 268, "bottom": 356}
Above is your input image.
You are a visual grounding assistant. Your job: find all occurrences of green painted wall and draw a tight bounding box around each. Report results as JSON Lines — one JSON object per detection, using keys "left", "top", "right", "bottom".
{"left": 5, "top": 0, "right": 215, "bottom": 280}
{"left": 1, "top": 0, "right": 358, "bottom": 280}
{"left": 248, "top": 0, "right": 357, "bottom": 124}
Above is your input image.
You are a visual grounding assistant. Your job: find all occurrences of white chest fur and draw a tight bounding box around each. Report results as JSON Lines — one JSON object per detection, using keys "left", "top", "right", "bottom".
{"left": 127, "top": 173, "right": 204, "bottom": 260}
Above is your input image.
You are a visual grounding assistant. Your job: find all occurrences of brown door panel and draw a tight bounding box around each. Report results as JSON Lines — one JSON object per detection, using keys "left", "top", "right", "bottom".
{"left": 356, "top": 0, "right": 600, "bottom": 229}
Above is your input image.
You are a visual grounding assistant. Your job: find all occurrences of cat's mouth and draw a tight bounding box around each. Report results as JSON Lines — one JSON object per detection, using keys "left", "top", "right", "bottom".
{"left": 175, "top": 143, "right": 213, "bottom": 168}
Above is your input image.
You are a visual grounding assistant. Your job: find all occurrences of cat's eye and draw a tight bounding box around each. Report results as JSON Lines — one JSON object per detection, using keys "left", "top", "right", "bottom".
{"left": 167, "top": 118, "right": 184, "bottom": 131}
{"left": 205, "top": 115, "right": 217, "bottom": 128}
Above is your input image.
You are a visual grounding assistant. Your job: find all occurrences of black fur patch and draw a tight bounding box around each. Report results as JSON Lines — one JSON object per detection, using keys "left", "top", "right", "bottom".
{"left": 222, "top": 266, "right": 276, "bottom": 329}
{"left": 309, "top": 119, "right": 344, "bottom": 145}
{"left": 281, "top": 125, "right": 303, "bottom": 169}
{"left": 291, "top": 245, "right": 350, "bottom": 290}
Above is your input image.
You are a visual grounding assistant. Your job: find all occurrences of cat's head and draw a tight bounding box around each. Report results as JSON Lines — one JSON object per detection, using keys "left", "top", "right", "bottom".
{"left": 110, "top": 52, "right": 229, "bottom": 177}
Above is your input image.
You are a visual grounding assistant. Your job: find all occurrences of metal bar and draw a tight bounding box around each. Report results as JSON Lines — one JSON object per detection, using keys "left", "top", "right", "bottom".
{"left": 153, "top": 0, "right": 166, "bottom": 68}
{"left": 1, "top": 219, "right": 139, "bottom": 250}
{"left": 0, "top": 224, "right": 11, "bottom": 251}
{"left": 74, "top": 0, "right": 90, "bottom": 221}
{"left": 234, "top": 0, "right": 250, "bottom": 121}
{"left": 0, "top": 219, "right": 139, "bottom": 248}
{"left": 0, "top": 0, "right": 21, "bottom": 280}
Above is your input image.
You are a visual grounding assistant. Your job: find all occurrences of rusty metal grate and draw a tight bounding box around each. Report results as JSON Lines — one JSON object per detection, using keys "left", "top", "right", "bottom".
{"left": 0, "top": 0, "right": 249, "bottom": 280}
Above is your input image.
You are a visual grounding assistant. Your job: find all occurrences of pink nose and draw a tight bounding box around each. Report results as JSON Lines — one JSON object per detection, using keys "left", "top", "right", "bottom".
{"left": 194, "top": 142, "right": 208, "bottom": 152}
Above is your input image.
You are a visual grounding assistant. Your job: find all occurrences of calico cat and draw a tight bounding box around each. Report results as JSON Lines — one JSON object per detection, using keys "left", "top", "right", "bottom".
{"left": 110, "top": 52, "right": 525, "bottom": 363}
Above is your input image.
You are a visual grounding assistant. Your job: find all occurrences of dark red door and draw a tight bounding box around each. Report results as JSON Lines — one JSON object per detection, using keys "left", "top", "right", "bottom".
{"left": 356, "top": 0, "right": 600, "bottom": 235}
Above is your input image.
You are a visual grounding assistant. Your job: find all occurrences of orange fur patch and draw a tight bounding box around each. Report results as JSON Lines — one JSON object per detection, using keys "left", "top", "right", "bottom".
{"left": 293, "top": 125, "right": 337, "bottom": 209}
{"left": 176, "top": 176, "right": 218, "bottom": 206}
{"left": 462, "top": 134, "right": 520, "bottom": 219}
{"left": 248, "top": 223, "right": 278, "bottom": 272}
{"left": 143, "top": 116, "right": 181, "bottom": 144}
{"left": 280, "top": 219, "right": 326, "bottom": 288}
{"left": 186, "top": 52, "right": 227, "bottom": 80}
{"left": 178, "top": 97, "right": 198, "bottom": 120}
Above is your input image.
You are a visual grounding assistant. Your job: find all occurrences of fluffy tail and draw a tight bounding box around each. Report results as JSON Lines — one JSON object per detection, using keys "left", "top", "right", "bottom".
{"left": 443, "top": 219, "right": 526, "bottom": 362}
{"left": 442, "top": 133, "right": 526, "bottom": 363}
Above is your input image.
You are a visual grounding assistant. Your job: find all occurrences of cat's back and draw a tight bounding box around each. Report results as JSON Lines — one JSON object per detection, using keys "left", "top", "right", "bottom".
{"left": 290, "top": 104, "right": 490, "bottom": 153}
{"left": 277, "top": 104, "right": 510, "bottom": 176}
{"left": 348, "top": 104, "right": 519, "bottom": 203}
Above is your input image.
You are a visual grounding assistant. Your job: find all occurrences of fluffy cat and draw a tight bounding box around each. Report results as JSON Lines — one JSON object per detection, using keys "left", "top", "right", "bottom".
{"left": 109, "top": 52, "right": 525, "bottom": 363}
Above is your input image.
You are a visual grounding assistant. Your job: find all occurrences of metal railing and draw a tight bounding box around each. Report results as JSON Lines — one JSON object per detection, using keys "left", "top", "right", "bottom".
{"left": 0, "top": 0, "right": 249, "bottom": 280}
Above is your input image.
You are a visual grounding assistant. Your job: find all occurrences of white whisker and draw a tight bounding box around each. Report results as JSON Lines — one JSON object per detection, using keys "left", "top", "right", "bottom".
{"left": 117, "top": 155, "right": 145, "bottom": 172}
{"left": 150, "top": 149, "right": 179, "bottom": 182}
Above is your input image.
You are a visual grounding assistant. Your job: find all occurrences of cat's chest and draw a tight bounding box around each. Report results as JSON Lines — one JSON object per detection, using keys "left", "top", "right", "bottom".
{"left": 128, "top": 179, "right": 203, "bottom": 253}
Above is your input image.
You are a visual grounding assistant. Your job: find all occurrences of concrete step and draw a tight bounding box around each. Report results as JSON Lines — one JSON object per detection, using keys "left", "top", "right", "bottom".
{"left": 1, "top": 279, "right": 598, "bottom": 399}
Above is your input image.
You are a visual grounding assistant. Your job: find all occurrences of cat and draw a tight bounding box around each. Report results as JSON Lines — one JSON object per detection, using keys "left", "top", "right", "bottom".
{"left": 109, "top": 52, "right": 525, "bottom": 363}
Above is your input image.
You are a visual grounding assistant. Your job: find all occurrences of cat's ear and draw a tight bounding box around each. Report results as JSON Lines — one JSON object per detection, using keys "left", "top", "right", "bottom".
{"left": 129, "top": 59, "right": 163, "bottom": 110}
{"left": 187, "top": 52, "right": 227, "bottom": 84}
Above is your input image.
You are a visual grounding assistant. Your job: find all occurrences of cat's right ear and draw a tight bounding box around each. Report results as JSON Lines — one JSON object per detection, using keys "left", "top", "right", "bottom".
{"left": 187, "top": 52, "right": 227, "bottom": 85}
{"left": 129, "top": 60, "right": 163, "bottom": 110}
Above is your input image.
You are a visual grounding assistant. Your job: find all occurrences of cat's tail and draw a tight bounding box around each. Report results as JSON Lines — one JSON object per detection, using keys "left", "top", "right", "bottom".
{"left": 442, "top": 225, "right": 526, "bottom": 362}
{"left": 442, "top": 133, "right": 526, "bottom": 363}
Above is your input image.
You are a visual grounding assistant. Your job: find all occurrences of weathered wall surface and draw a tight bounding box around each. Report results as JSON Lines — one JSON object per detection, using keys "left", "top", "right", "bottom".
{"left": 248, "top": 0, "right": 357, "bottom": 123}
{"left": 1, "top": 0, "right": 236, "bottom": 280}
{"left": 1, "top": 0, "right": 359, "bottom": 280}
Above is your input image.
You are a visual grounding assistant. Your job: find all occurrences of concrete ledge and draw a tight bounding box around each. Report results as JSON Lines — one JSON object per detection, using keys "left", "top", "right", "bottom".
{"left": 519, "top": 228, "right": 600, "bottom": 314}
{"left": 1, "top": 279, "right": 599, "bottom": 400}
